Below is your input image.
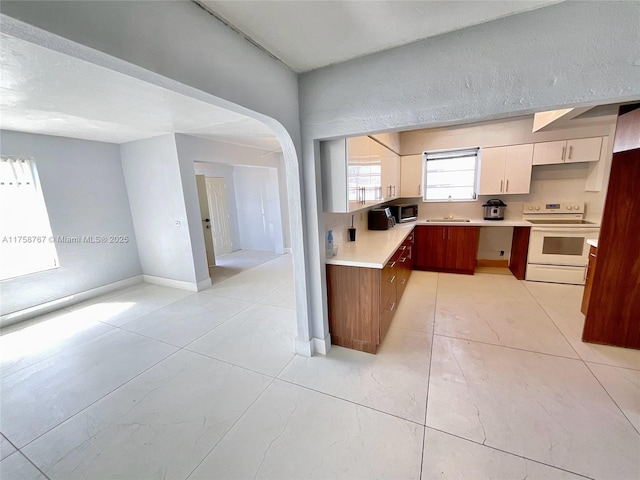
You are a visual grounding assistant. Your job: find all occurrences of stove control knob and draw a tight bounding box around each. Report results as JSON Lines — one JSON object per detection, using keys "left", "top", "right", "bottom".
{"left": 528, "top": 206, "right": 533, "bottom": 210}
{"left": 535, "top": 206, "right": 540, "bottom": 211}
{"left": 574, "top": 205, "right": 580, "bottom": 210}
{"left": 567, "top": 205, "right": 573, "bottom": 210}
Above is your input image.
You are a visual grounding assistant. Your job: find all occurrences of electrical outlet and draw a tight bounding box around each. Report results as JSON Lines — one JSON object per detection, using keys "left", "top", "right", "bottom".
{"left": 500, "top": 250, "right": 505, "bottom": 257}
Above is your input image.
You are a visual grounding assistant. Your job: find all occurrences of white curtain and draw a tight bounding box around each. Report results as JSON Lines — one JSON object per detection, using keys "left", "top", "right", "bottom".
{"left": 0, "top": 156, "right": 58, "bottom": 280}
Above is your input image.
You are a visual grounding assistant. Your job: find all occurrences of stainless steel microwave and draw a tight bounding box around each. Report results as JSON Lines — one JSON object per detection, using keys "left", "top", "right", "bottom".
{"left": 390, "top": 204, "right": 418, "bottom": 223}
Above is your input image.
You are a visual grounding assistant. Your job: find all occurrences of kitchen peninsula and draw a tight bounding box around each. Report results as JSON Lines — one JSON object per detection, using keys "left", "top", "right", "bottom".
{"left": 326, "top": 219, "right": 531, "bottom": 353}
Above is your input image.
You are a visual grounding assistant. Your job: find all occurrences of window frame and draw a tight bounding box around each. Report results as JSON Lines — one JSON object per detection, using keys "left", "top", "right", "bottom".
{"left": 422, "top": 147, "right": 480, "bottom": 202}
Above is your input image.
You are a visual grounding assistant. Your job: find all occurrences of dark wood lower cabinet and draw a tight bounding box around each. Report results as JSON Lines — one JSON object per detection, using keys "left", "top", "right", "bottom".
{"left": 509, "top": 226, "right": 531, "bottom": 280}
{"left": 414, "top": 225, "right": 479, "bottom": 274}
{"left": 327, "top": 232, "right": 413, "bottom": 354}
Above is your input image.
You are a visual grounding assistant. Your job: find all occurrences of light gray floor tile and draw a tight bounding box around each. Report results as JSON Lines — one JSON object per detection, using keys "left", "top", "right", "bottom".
{"left": 422, "top": 428, "right": 586, "bottom": 479}
{"left": 588, "top": 362, "right": 640, "bottom": 433}
{"left": 1, "top": 308, "right": 115, "bottom": 378}
{"left": 22, "top": 350, "right": 271, "bottom": 480}
{"left": 70, "top": 284, "right": 194, "bottom": 327}
{"left": 257, "top": 281, "right": 296, "bottom": 310}
{"left": 0, "top": 434, "right": 16, "bottom": 461}
{"left": 0, "top": 452, "right": 46, "bottom": 480}
{"left": 120, "top": 294, "right": 252, "bottom": 346}
{"left": 524, "top": 281, "right": 640, "bottom": 369}
{"left": 187, "top": 303, "right": 296, "bottom": 376}
{"left": 1, "top": 329, "right": 177, "bottom": 447}
{"left": 426, "top": 335, "right": 640, "bottom": 480}
{"left": 435, "top": 273, "right": 577, "bottom": 357}
{"left": 279, "top": 326, "right": 431, "bottom": 423}
{"left": 190, "top": 380, "right": 424, "bottom": 480}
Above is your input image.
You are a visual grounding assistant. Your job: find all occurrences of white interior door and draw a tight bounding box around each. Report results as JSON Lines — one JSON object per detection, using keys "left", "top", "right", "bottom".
{"left": 205, "top": 177, "right": 233, "bottom": 256}
{"left": 195, "top": 175, "right": 216, "bottom": 267}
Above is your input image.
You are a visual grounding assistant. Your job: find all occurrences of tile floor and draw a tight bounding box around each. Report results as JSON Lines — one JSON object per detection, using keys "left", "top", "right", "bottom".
{"left": 1, "top": 250, "right": 638, "bottom": 480}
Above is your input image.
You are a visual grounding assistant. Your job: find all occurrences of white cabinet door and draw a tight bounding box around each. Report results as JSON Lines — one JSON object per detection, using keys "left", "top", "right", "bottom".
{"left": 566, "top": 137, "right": 603, "bottom": 163}
{"left": 532, "top": 140, "right": 566, "bottom": 165}
{"left": 400, "top": 154, "right": 423, "bottom": 197}
{"left": 478, "top": 147, "right": 507, "bottom": 195}
{"left": 504, "top": 144, "right": 533, "bottom": 194}
{"left": 381, "top": 145, "right": 400, "bottom": 200}
{"left": 347, "top": 136, "right": 371, "bottom": 211}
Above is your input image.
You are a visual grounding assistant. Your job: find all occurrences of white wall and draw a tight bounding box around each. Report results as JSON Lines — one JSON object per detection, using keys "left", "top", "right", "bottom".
{"left": 233, "top": 166, "right": 285, "bottom": 254}
{"left": 0, "top": 130, "right": 141, "bottom": 315}
{"left": 120, "top": 134, "right": 207, "bottom": 286}
{"left": 299, "top": 1, "right": 640, "bottom": 345}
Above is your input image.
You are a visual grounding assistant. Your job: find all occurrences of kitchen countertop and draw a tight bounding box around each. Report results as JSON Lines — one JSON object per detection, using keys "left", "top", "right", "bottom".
{"left": 326, "top": 219, "right": 532, "bottom": 269}
{"left": 587, "top": 239, "right": 598, "bottom": 248}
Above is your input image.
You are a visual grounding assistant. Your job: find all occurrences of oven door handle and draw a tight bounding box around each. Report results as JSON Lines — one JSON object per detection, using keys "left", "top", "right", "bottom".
{"left": 531, "top": 227, "right": 600, "bottom": 234}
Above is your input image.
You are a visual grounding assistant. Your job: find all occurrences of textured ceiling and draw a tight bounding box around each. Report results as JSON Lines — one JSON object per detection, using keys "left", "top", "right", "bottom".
{"left": 0, "top": 34, "right": 281, "bottom": 150}
{"left": 200, "top": 0, "right": 563, "bottom": 72}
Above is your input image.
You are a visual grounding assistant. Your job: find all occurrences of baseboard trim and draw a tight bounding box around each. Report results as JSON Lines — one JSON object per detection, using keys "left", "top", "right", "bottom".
{"left": 197, "top": 277, "right": 212, "bottom": 291}
{"left": 476, "top": 259, "right": 509, "bottom": 268}
{"left": 0, "top": 275, "right": 144, "bottom": 328}
{"left": 312, "top": 334, "right": 332, "bottom": 355}
{"left": 142, "top": 275, "right": 205, "bottom": 292}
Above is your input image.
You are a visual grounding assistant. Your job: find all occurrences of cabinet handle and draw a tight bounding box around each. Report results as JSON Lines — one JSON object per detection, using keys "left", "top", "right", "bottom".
{"left": 390, "top": 275, "right": 396, "bottom": 283}
{"left": 388, "top": 302, "right": 396, "bottom": 312}
{"left": 561, "top": 146, "right": 566, "bottom": 160}
{"left": 401, "top": 279, "right": 407, "bottom": 285}
{"left": 568, "top": 145, "right": 573, "bottom": 160}
{"left": 583, "top": 265, "right": 588, "bottom": 282}
{"left": 400, "top": 257, "right": 407, "bottom": 262}
{"left": 506, "top": 179, "right": 509, "bottom": 192}
{"left": 389, "top": 261, "right": 396, "bottom": 268}
{"left": 393, "top": 185, "right": 396, "bottom": 196}
{"left": 399, "top": 246, "right": 406, "bottom": 250}
{"left": 418, "top": 184, "right": 421, "bottom": 195}
{"left": 589, "top": 253, "right": 596, "bottom": 258}
{"left": 500, "top": 179, "right": 504, "bottom": 192}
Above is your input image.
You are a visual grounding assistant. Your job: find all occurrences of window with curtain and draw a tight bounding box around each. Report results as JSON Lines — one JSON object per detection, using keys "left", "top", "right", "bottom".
{"left": 0, "top": 156, "right": 59, "bottom": 280}
{"left": 422, "top": 147, "right": 480, "bottom": 202}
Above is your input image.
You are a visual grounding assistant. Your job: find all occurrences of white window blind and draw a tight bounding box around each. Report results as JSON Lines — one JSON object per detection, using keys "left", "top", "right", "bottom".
{"left": 0, "top": 156, "right": 59, "bottom": 280}
{"left": 422, "top": 147, "right": 479, "bottom": 202}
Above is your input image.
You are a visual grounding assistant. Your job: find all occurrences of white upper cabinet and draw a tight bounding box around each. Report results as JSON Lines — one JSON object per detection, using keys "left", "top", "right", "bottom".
{"left": 376, "top": 140, "right": 400, "bottom": 200}
{"left": 565, "top": 137, "right": 603, "bottom": 163}
{"left": 400, "top": 154, "right": 422, "bottom": 198}
{"left": 321, "top": 136, "right": 387, "bottom": 213}
{"left": 533, "top": 137, "right": 604, "bottom": 165}
{"left": 479, "top": 144, "right": 533, "bottom": 195}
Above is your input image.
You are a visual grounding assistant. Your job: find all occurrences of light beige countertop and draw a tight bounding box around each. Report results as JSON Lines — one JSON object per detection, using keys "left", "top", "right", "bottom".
{"left": 587, "top": 239, "right": 598, "bottom": 248}
{"left": 421, "top": 219, "right": 532, "bottom": 227}
{"left": 326, "top": 219, "right": 532, "bottom": 269}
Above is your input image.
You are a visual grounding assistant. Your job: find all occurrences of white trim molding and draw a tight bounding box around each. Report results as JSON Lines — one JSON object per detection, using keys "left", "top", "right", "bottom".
{"left": 142, "top": 275, "right": 210, "bottom": 292}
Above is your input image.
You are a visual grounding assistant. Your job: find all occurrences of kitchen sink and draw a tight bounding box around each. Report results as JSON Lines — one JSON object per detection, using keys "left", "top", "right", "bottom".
{"left": 425, "top": 218, "right": 471, "bottom": 222}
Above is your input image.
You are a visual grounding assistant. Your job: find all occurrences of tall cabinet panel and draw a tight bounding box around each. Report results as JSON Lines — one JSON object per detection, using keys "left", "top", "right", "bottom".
{"left": 400, "top": 154, "right": 423, "bottom": 197}
{"left": 582, "top": 106, "right": 640, "bottom": 349}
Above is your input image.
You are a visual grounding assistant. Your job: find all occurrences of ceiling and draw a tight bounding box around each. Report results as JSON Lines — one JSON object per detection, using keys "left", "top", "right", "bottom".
{"left": 0, "top": 34, "right": 281, "bottom": 150}
{"left": 1, "top": 1, "right": 566, "bottom": 148}
{"left": 200, "top": 0, "right": 563, "bottom": 72}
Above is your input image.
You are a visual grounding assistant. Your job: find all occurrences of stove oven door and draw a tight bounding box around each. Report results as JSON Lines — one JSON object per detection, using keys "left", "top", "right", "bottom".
{"left": 528, "top": 227, "right": 600, "bottom": 266}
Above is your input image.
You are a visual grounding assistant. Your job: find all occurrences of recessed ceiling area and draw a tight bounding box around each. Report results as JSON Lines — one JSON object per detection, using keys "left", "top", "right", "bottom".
{"left": 0, "top": 34, "right": 281, "bottom": 150}
{"left": 200, "top": 0, "right": 564, "bottom": 72}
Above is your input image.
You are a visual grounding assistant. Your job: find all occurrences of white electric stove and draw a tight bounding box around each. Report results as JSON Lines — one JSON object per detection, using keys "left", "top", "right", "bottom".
{"left": 523, "top": 201, "right": 600, "bottom": 285}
